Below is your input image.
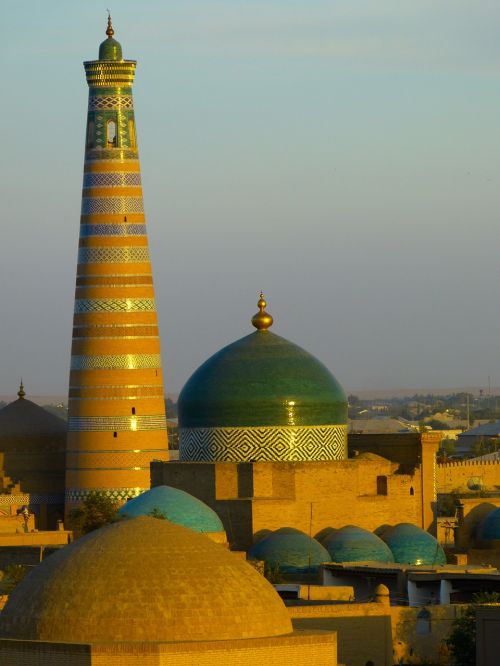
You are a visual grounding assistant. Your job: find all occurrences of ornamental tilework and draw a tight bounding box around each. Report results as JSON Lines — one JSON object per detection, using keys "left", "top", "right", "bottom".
{"left": 78, "top": 247, "right": 150, "bottom": 263}
{"left": 179, "top": 425, "right": 348, "bottom": 462}
{"left": 79, "top": 223, "right": 146, "bottom": 237}
{"left": 74, "top": 298, "right": 156, "bottom": 313}
{"left": 81, "top": 196, "right": 144, "bottom": 215}
{"left": 85, "top": 149, "right": 139, "bottom": 161}
{"left": 0, "top": 493, "right": 64, "bottom": 506}
{"left": 83, "top": 172, "right": 142, "bottom": 187}
{"left": 65, "top": 487, "right": 144, "bottom": 503}
{"left": 68, "top": 414, "right": 167, "bottom": 431}
{"left": 71, "top": 353, "right": 162, "bottom": 370}
{"left": 88, "top": 95, "right": 133, "bottom": 110}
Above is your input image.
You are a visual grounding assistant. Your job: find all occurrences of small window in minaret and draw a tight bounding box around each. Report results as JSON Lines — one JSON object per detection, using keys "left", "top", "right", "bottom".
{"left": 132, "top": 407, "right": 136, "bottom": 415}
{"left": 107, "top": 120, "right": 117, "bottom": 148}
{"left": 128, "top": 119, "right": 136, "bottom": 148}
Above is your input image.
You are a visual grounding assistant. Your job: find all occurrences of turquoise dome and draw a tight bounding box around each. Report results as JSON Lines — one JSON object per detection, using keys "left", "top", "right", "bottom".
{"left": 381, "top": 523, "right": 446, "bottom": 566}
{"left": 322, "top": 526, "right": 395, "bottom": 563}
{"left": 117, "top": 486, "right": 224, "bottom": 534}
{"left": 179, "top": 330, "right": 346, "bottom": 428}
{"left": 248, "top": 527, "right": 331, "bottom": 574}
{"left": 478, "top": 508, "right": 500, "bottom": 540}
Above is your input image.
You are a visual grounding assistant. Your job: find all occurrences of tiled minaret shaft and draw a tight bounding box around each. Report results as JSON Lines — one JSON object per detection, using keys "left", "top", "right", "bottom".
{"left": 66, "top": 18, "right": 168, "bottom": 509}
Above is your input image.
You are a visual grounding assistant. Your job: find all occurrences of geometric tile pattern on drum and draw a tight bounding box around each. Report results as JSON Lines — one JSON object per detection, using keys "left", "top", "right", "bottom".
{"left": 68, "top": 414, "right": 167, "bottom": 431}
{"left": 83, "top": 171, "right": 142, "bottom": 187}
{"left": 65, "top": 487, "right": 143, "bottom": 503}
{"left": 79, "top": 223, "right": 146, "bottom": 236}
{"left": 74, "top": 298, "right": 156, "bottom": 313}
{"left": 70, "top": 354, "right": 162, "bottom": 370}
{"left": 78, "top": 247, "right": 150, "bottom": 263}
{"left": 179, "top": 424, "right": 348, "bottom": 462}
{"left": 88, "top": 94, "right": 133, "bottom": 110}
{"left": 81, "top": 196, "right": 144, "bottom": 215}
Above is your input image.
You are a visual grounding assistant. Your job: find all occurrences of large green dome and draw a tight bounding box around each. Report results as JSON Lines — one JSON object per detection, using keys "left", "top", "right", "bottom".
{"left": 178, "top": 295, "right": 347, "bottom": 462}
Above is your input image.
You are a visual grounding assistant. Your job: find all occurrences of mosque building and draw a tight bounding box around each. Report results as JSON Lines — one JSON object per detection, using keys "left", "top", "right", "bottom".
{"left": 153, "top": 295, "right": 439, "bottom": 551}
{"left": 65, "top": 16, "right": 169, "bottom": 513}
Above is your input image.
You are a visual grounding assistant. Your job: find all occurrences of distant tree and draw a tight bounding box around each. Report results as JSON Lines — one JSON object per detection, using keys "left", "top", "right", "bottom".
{"left": 446, "top": 591, "right": 500, "bottom": 666}
{"left": 440, "top": 438, "right": 457, "bottom": 456}
{"left": 1, "top": 564, "right": 29, "bottom": 594}
{"left": 148, "top": 508, "right": 167, "bottom": 520}
{"left": 42, "top": 403, "right": 68, "bottom": 420}
{"left": 165, "top": 398, "right": 178, "bottom": 418}
{"left": 428, "top": 419, "right": 450, "bottom": 431}
{"left": 68, "top": 491, "right": 119, "bottom": 534}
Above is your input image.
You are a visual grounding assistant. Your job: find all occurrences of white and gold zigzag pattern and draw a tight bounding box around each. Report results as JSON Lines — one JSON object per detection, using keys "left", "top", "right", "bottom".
{"left": 179, "top": 424, "right": 347, "bottom": 462}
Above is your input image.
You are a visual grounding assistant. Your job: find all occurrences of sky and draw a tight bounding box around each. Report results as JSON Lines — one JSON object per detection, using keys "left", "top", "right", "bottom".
{"left": 1, "top": 0, "right": 500, "bottom": 397}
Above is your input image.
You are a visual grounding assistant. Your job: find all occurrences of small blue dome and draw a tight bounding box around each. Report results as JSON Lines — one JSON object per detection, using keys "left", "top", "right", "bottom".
{"left": 478, "top": 508, "right": 500, "bottom": 540}
{"left": 381, "top": 523, "right": 446, "bottom": 566}
{"left": 118, "top": 486, "right": 224, "bottom": 534}
{"left": 323, "top": 526, "right": 395, "bottom": 563}
{"left": 248, "top": 527, "right": 331, "bottom": 574}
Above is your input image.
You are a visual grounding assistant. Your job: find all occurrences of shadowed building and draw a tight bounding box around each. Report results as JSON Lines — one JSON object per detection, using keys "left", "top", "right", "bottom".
{"left": 66, "top": 17, "right": 168, "bottom": 512}
{"left": 0, "top": 384, "right": 65, "bottom": 529}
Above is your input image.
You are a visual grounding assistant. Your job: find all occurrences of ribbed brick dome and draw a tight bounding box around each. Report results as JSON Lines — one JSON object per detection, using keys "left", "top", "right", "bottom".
{"left": 322, "top": 526, "right": 395, "bottom": 563}
{"left": 478, "top": 507, "right": 500, "bottom": 540}
{"left": 0, "top": 517, "right": 292, "bottom": 643}
{"left": 249, "top": 527, "right": 331, "bottom": 573}
{"left": 381, "top": 523, "right": 446, "bottom": 566}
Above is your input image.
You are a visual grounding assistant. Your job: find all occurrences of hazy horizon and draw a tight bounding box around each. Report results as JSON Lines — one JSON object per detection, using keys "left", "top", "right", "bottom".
{"left": 1, "top": 1, "right": 500, "bottom": 396}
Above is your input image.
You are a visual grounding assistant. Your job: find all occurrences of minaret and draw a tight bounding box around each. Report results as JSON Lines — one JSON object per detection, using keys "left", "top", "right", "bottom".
{"left": 66, "top": 16, "right": 169, "bottom": 511}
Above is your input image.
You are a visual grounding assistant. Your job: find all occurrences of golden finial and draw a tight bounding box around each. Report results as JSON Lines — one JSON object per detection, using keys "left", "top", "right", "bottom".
{"left": 106, "top": 10, "right": 114, "bottom": 38}
{"left": 251, "top": 292, "right": 273, "bottom": 331}
{"left": 17, "top": 379, "right": 25, "bottom": 400}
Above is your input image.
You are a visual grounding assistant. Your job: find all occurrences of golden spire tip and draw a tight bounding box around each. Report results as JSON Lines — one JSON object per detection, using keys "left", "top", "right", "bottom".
{"left": 251, "top": 292, "right": 273, "bottom": 331}
{"left": 106, "top": 9, "right": 114, "bottom": 38}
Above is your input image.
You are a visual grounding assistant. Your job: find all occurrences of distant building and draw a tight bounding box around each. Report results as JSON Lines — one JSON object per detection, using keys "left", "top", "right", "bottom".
{"left": 456, "top": 422, "right": 500, "bottom": 455}
{"left": 0, "top": 383, "right": 66, "bottom": 529}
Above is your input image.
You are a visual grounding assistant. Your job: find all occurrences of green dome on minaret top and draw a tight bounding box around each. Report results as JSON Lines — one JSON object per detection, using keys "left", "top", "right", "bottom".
{"left": 98, "top": 14, "right": 123, "bottom": 61}
{"left": 178, "top": 295, "right": 348, "bottom": 463}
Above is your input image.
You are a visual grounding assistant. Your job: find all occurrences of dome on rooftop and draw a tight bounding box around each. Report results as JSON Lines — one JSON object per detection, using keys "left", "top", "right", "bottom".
{"left": 0, "top": 517, "right": 292, "bottom": 643}
{"left": 0, "top": 385, "right": 66, "bottom": 438}
{"left": 248, "top": 527, "right": 331, "bottom": 574}
{"left": 381, "top": 523, "right": 446, "bottom": 566}
{"left": 322, "top": 526, "right": 395, "bottom": 563}
{"left": 98, "top": 15, "right": 123, "bottom": 60}
{"left": 117, "top": 485, "right": 224, "bottom": 534}
{"left": 477, "top": 507, "right": 500, "bottom": 541}
{"left": 179, "top": 295, "right": 347, "bottom": 462}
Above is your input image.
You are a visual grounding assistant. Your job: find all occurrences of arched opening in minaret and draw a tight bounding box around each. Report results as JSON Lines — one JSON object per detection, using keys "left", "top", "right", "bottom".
{"left": 107, "top": 120, "right": 117, "bottom": 148}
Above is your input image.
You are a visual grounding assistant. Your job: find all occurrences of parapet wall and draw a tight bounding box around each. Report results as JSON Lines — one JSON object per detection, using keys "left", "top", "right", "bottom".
{"left": 437, "top": 460, "right": 500, "bottom": 493}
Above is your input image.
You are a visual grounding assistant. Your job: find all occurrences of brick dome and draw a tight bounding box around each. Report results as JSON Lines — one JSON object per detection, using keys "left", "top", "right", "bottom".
{"left": 0, "top": 516, "right": 292, "bottom": 643}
